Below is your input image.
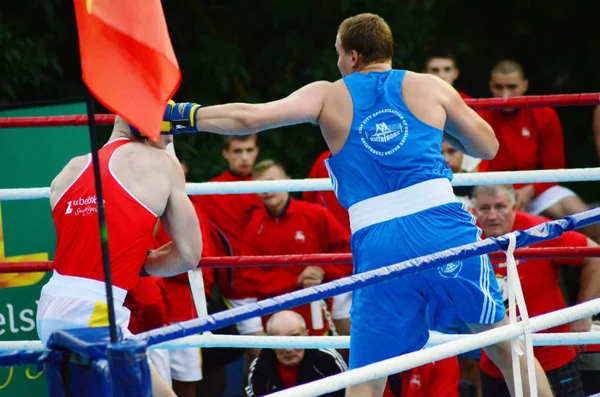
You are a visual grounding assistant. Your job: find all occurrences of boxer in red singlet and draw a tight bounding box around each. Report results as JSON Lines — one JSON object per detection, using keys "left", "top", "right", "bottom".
{"left": 37, "top": 115, "right": 202, "bottom": 397}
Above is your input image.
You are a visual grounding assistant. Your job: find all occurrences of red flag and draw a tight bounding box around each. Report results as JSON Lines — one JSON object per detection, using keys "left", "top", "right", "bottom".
{"left": 73, "top": 0, "right": 181, "bottom": 141}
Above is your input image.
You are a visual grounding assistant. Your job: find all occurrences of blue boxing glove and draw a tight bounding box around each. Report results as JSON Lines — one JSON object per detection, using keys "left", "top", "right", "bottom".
{"left": 167, "top": 102, "right": 203, "bottom": 134}
{"left": 130, "top": 100, "right": 178, "bottom": 137}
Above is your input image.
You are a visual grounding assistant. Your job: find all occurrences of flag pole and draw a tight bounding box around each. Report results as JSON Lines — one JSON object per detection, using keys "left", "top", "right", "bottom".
{"left": 85, "top": 91, "right": 118, "bottom": 343}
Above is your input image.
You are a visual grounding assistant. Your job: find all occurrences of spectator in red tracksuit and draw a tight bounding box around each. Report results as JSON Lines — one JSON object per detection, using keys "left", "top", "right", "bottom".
{"left": 303, "top": 150, "right": 350, "bottom": 232}
{"left": 473, "top": 184, "right": 600, "bottom": 397}
{"left": 126, "top": 277, "right": 170, "bottom": 334}
{"left": 154, "top": 201, "right": 216, "bottom": 397}
{"left": 167, "top": 154, "right": 246, "bottom": 393}
{"left": 422, "top": 50, "right": 481, "bottom": 394}
{"left": 383, "top": 356, "right": 460, "bottom": 397}
{"left": 242, "top": 159, "right": 352, "bottom": 336}
{"left": 190, "top": 135, "right": 263, "bottom": 337}
{"left": 303, "top": 151, "right": 353, "bottom": 335}
{"left": 422, "top": 49, "right": 479, "bottom": 173}
{"left": 477, "top": 59, "right": 599, "bottom": 242}
{"left": 422, "top": 49, "right": 471, "bottom": 100}
{"left": 124, "top": 274, "right": 172, "bottom": 386}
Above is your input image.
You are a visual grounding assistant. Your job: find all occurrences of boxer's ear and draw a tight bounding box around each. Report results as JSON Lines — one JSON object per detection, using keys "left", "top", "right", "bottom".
{"left": 351, "top": 50, "right": 359, "bottom": 66}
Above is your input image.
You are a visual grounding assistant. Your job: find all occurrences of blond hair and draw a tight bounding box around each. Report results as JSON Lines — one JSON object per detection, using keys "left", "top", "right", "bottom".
{"left": 338, "top": 13, "right": 394, "bottom": 66}
{"left": 252, "top": 159, "right": 286, "bottom": 178}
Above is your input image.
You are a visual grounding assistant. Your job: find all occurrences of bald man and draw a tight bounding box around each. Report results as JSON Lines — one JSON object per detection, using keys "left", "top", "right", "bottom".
{"left": 245, "top": 311, "right": 347, "bottom": 397}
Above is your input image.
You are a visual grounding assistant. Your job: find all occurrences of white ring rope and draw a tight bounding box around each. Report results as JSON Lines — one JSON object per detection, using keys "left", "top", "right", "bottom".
{"left": 267, "top": 298, "right": 600, "bottom": 397}
{"left": 506, "top": 233, "right": 535, "bottom": 397}
{"left": 507, "top": 234, "right": 523, "bottom": 397}
{"left": 2, "top": 158, "right": 598, "bottom": 396}
{"left": 1, "top": 167, "right": 600, "bottom": 201}
{"left": 4, "top": 330, "right": 600, "bottom": 353}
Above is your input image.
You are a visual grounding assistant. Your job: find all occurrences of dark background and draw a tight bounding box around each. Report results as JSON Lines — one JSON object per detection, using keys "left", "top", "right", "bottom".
{"left": 1, "top": 0, "right": 598, "bottom": 199}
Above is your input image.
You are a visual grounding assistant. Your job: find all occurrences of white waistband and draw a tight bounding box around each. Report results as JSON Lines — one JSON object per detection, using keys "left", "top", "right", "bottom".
{"left": 349, "top": 178, "right": 458, "bottom": 234}
{"left": 42, "top": 271, "right": 127, "bottom": 304}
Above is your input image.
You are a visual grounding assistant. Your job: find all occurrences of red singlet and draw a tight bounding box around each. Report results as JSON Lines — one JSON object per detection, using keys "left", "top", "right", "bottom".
{"left": 52, "top": 138, "right": 158, "bottom": 290}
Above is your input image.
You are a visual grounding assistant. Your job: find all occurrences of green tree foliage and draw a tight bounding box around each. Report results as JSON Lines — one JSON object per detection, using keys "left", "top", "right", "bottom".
{"left": 0, "top": 1, "right": 82, "bottom": 103}
{"left": 426, "top": 0, "right": 600, "bottom": 199}
{"left": 0, "top": 0, "right": 598, "bottom": 197}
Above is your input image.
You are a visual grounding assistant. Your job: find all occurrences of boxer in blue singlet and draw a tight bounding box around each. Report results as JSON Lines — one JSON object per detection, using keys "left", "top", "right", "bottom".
{"left": 179, "top": 12, "right": 554, "bottom": 397}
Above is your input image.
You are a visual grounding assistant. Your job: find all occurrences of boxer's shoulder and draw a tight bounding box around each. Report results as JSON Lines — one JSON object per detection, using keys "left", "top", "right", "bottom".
{"left": 50, "top": 154, "right": 91, "bottom": 206}
{"left": 62, "top": 154, "right": 91, "bottom": 176}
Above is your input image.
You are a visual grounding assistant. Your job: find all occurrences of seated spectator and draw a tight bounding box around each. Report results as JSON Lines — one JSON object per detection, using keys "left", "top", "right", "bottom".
{"left": 303, "top": 150, "right": 353, "bottom": 335}
{"left": 383, "top": 356, "right": 460, "bottom": 397}
{"left": 477, "top": 59, "right": 600, "bottom": 242}
{"left": 473, "top": 184, "right": 600, "bottom": 397}
{"left": 245, "top": 311, "right": 347, "bottom": 397}
{"left": 241, "top": 159, "right": 352, "bottom": 336}
{"left": 154, "top": 201, "right": 216, "bottom": 397}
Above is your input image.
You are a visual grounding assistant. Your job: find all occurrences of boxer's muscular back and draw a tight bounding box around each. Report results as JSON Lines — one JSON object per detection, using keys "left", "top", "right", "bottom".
{"left": 51, "top": 138, "right": 201, "bottom": 280}
{"left": 50, "top": 141, "right": 173, "bottom": 216}
{"left": 318, "top": 71, "right": 494, "bottom": 159}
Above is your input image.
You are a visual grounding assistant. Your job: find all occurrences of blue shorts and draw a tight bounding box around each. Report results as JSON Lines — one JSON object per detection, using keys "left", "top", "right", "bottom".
{"left": 348, "top": 202, "right": 504, "bottom": 369}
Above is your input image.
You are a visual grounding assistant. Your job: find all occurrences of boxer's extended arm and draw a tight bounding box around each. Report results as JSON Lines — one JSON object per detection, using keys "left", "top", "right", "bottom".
{"left": 193, "top": 81, "right": 330, "bottom": 135}
{"left": 440, "top": 80, "right": 499, "bottom": 160}
{"left": 144, "top": 155, "right": 202, "bottom": 276}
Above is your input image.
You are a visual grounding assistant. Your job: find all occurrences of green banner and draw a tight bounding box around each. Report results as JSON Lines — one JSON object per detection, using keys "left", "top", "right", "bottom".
{"left": 0, "top": 102, "right": 89, "bottom": 396}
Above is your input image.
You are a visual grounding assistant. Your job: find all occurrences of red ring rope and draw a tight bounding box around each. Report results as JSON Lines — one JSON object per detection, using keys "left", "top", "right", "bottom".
{"left": 2, "top": 247, "right": 600, "bottom": 273}
{"left": 0, "top": 93, "right": 597, "bottom": 128}
{"left": 464, "top": 93, "right": 600, "bottom": 110}
{"left": 0, "top": 114, "right": 116, "bottom": 128}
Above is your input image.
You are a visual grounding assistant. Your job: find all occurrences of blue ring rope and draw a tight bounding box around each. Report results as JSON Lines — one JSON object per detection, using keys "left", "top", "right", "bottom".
{"left": 1, "top": 208, "right": 598, "bottom": 365}
{"left": 134, "top": 208, "right": 600, "bottom": 347}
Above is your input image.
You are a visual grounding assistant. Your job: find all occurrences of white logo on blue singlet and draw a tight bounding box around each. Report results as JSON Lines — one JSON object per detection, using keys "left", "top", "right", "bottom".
{"left": 438, "top": 261, "right": 463, "bottom": 278}
{"left": 358, "top": 109, "right": 408, "bottom": 156}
